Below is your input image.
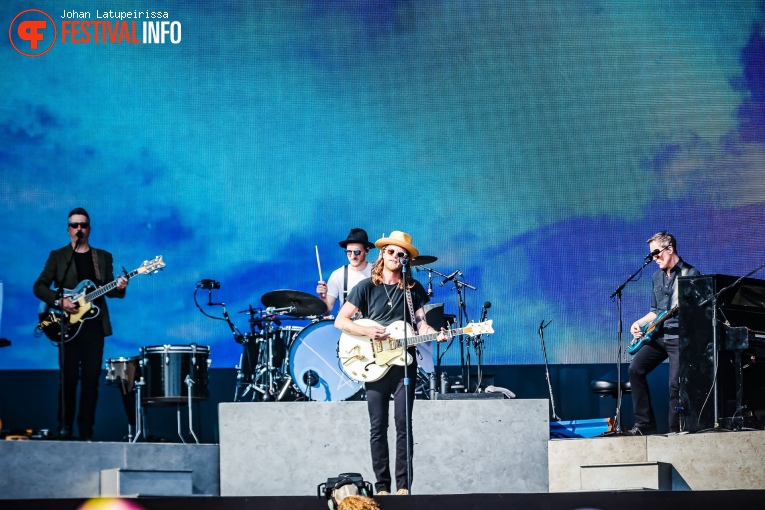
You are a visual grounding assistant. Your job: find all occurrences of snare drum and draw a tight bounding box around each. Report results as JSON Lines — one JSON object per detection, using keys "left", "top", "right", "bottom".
{"left": 288, "top": 320, "right": 363, "bottom": 401}
{"left": 141, "top": 344, "right": 211, "bottom": 405}
{"left": 105, "top": 356, "right": 140, "bottom": 395}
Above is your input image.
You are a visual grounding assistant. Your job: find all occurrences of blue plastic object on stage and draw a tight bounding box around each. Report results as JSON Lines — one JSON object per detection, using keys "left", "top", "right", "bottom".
{"left": 549, "top": 418, "right": 612, "bottom": 439}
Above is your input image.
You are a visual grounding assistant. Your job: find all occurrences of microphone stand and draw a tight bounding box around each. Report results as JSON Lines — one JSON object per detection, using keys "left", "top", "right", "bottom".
{"left": 57, "top": 236, "right": 81, "bottom": 438}
{"left": 474, "top": 303, "right": 490, "bottom": 392}
{"left": 401, "top": 257, "right": 412, "bottom": 494}
{"left": 538, "top": 319, "right": 559, "bottom": 421}
{"left": 703, "top": 260, "right": 765, "bottom": 429}
{"left": 609, "top": 257, "right": 653, "bottom": 434}
{"left": 449, "top": 276, "right": 476, "bottom": 391}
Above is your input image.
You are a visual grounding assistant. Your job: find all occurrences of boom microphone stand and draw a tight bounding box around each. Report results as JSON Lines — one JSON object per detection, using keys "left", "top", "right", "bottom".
{"left": 609, "top": 256, "right": 653, "bottom": 434}
{"left": 538, "top": 319, "right": 559, "bottom": 421}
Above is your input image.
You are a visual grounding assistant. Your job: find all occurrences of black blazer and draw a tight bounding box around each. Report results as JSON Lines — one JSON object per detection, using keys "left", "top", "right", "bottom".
{"left": 33, "top": 244, "right": 126, "bottom": 337}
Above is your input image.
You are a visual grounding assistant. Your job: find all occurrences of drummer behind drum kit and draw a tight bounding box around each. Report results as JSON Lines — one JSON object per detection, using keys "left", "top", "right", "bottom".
{"left": 234, "top": 289, "right": 364, "bottom": 402}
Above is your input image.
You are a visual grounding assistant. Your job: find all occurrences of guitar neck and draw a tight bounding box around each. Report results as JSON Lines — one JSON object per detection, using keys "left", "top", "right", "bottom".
{"left": 392, "top": 327, "right": 467, "bottom": 349}
{"left": 659, "top": 305, "right": 679, "bottom": 324}
{"left": 83, "top": 269, "right": 138, "bottom": 302}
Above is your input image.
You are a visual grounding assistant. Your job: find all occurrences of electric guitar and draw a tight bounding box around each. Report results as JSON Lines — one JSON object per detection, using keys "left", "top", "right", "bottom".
{"left": 37, "top": 255, "right": 165, "bottom": 343}
{"left": 627, "top": 305, "right": 678, "bottom": 355}
{"left": 338, "top": 318, "right": 494, "bottom": 383}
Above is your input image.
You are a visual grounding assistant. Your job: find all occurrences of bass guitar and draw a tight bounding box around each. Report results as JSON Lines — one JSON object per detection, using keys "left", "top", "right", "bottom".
{"left": 627, "top": 305, "right": 677, "bottom": 355}
{"left": 338, "top": 318, "right": 494, "bottom": 383}
{"left": 36, "top": 255, "right": 165, "bottom": 343}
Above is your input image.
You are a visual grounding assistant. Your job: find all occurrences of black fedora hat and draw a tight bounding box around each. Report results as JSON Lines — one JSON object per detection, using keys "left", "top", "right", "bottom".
{"left": 339, "top": 228, "right": 375, "bottom": 250}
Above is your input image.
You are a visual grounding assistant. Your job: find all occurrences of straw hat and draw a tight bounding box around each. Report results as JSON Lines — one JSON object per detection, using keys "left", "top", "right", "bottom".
{"left": 374, "top": 231, "right": 419, "bottom": 258}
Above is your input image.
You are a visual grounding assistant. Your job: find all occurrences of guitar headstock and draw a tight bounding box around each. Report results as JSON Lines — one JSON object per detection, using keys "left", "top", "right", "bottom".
{"left": 137, "top": 255, "right": 166, "bottom": 275}
{"left": 463, "top": 320, "right": 494, "bottom": 336}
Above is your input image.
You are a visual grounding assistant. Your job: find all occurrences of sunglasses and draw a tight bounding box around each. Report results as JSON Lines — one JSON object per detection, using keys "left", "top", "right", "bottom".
{"left": 68, "top": 222, "right": 90, "bottom": 229}
{"left": 345, "top": 250, "right": 363, "bottom": 256}
{"left": 385, "top": 249, "right": 408, "bottom": 259}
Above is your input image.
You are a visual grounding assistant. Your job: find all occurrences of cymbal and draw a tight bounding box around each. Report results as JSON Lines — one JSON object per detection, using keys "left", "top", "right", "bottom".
{"left": 410, "top": 255, "right": 437, "bottom": 267}
{"left": 261, "top": 289, "right": 326, "bottom": 317}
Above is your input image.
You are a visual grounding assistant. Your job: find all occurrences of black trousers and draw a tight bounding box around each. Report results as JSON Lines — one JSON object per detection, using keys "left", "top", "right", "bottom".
{"left": 628, "top": 334, "right": 681, "bottom": 432}
{"left": 365, "top": 361, "right": 416, "bottom": 492}
{"left": 57, "top": 324, "right": 104, "bottom": 439}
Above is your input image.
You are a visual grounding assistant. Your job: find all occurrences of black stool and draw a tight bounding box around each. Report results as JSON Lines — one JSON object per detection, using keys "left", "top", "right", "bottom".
{"left": 591, "top": 379, "right": 631, "bottom": 398}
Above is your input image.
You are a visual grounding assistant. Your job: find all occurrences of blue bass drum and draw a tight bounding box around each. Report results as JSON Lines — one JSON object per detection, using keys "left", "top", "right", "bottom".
{"left": 288, "top": 320, "right": 363, "bottom": 401}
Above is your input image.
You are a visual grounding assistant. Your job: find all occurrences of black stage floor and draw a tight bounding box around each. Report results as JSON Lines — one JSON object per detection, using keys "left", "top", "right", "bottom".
{"left": 2, "top": 491, "right": 765, "bottom": 510}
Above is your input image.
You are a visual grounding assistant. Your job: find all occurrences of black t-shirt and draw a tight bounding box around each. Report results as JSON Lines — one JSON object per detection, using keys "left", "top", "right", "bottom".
{"left": 73, "top": 249, "right": 105, "bottom": 337}
{"left": 347, "top": 277, "right": 430, "bottom": 327}
{"left": 74, "top": 249, "right": 98, "bottom": 285}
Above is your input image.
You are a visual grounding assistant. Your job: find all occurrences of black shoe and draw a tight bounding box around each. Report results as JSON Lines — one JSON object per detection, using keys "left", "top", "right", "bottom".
{"left": 57, "top": 426, "right": 73, "bottom": 440}
{"left": 625, "top": 425, "right": 656, "bottom": 436}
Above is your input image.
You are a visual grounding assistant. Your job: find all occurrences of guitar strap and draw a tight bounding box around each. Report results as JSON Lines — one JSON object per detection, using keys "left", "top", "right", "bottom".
{"left": 91, "top": 248, "right": 102, "bottom": 284}
{"left": 404, "top": 287, "right": 417, "bottom": 331}
{"left": 405, "top": 287, "right": 424, "bottom": 361}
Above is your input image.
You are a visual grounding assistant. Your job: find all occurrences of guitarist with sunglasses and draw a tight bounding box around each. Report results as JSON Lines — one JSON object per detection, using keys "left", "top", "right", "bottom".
{"left": 335, "top": 231, "right": 448, "bottom": 496}
{"left": 627, "top": 231, "right": 698, "bottom": 436}
{"left": 33, "top": 207, "right": 128, "bottom": 441}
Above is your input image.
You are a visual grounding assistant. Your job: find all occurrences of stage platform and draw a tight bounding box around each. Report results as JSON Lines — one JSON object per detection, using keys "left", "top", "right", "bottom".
{"left": 1, "top": 400, "right": 765, "bottom": 504}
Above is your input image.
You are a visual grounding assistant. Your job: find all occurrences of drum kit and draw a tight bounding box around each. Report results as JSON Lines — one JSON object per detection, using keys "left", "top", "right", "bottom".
{"left": 234, "top": 289, "right": 364, "bottom": 402}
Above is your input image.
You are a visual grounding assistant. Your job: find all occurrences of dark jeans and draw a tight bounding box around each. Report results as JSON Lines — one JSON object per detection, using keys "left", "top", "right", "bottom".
{"left": 57, "top": 326, "right": 104, "bottom": 439}
{"left": 628, "top": 334, "right": 680, "bottom": 432}
{"left": 365, "top": 361, "right": 416, "bottom": 492}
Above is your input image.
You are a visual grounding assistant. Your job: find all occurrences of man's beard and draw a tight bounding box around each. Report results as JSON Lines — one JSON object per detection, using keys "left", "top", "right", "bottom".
{"left": 384, "top": 259, "right": 402, "bottom": 273}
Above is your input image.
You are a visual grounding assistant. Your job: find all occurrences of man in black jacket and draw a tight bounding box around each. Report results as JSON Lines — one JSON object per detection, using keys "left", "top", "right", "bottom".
{"left": 34, "top": 207, "right": 127, "bottom": 440}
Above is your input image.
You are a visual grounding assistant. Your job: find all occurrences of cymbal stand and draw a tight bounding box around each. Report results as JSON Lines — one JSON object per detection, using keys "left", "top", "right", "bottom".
{"left": 250, "top": 307, "right": 294, "bottom": 401}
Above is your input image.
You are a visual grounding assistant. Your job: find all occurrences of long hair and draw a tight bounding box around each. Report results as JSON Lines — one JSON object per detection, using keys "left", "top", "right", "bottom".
{"left": 370, "top": 254, "right": 415, "bottom": 290}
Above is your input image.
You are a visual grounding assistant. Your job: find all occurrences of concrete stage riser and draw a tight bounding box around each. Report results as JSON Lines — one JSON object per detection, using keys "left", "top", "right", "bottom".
{"left": 549, "top": 430, "right": 765, "bottom": 492}
{"left": 0, "top": 442, "right": 219, "bottom": 500}
{"left": 219, "top": 400, "right": 550, "bottom": 496}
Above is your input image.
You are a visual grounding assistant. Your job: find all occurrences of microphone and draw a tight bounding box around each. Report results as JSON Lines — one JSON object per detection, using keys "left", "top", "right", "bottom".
{"left": 644, "top": 249, "right": 660, "bottom": 260}
{"left": 427, "top": 273, "right": 433, "bottom": 296}
{"left": 76, "top": 231, "right": 84, "bottom": 239}
{"left": 440, "top": 270, "right": 461, "bottom": 287}
{"left": 481, "top": 301, "right": 491, "bottom": 322}
{"left": 644, "top": 247, "right": 667, "bottom": 260}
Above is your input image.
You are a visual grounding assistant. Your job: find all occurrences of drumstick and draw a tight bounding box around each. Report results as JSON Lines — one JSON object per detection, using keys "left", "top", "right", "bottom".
{"left": 315, "top": 245, "right": 323, "bottom": 282}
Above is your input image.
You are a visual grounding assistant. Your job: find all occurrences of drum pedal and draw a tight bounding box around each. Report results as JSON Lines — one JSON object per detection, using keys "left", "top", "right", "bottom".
{"left": 276, "top": 375, "right": 293, "bottom": 401}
